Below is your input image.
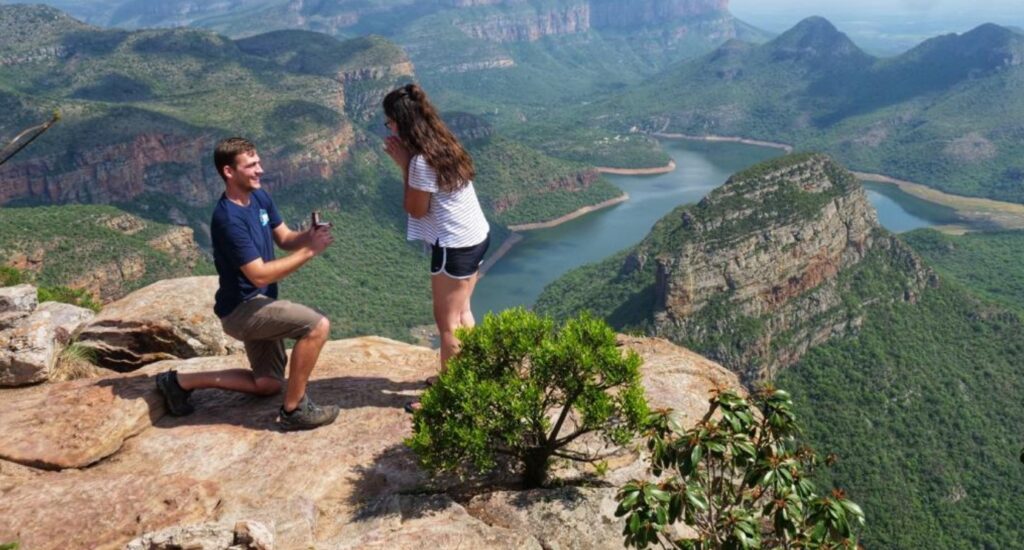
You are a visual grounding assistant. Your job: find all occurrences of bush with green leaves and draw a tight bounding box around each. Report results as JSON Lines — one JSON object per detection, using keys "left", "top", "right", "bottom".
{"left": 616, "top": 388, "right": 864, "bottom": 549}
{"left": 406, "top": 307, "right": 649, "bottom": 488}
{"left": 0, "top": 542, "right": 18, "bottom": 550}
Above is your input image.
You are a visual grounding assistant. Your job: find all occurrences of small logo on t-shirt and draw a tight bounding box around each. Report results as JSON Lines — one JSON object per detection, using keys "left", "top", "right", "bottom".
{"left": 259, "top": 209, "right": 269, "bottom": 226}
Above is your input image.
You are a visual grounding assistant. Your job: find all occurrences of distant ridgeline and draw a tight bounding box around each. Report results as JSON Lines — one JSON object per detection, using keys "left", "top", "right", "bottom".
{"left": 0, "top": 4, "right": 620, "bottom": 339}
{"left": 588, "top": 16, "right": 1024, "bottom": 202}
{"left": 46, "top": 0, "right": 770, "bottom": 112}
{"left": 538, "top": 153, "right": 1024, "bottom": 547}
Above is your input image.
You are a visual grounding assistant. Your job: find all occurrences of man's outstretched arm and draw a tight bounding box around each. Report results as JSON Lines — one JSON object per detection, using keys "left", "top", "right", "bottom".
{"left": 241, "top": 226, "right": 332, "bottom": 287}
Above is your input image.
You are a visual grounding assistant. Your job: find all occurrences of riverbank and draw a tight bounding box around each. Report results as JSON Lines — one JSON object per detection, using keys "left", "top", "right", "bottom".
{"left": 653, "top": 133, "right": 795, "bottom": 153}
{"left": 595, "top": 160, "right": 676, "bottom": 175}
{"left": 480, "top": 232, "right": 523, "bottom": 275}
{"left": 507, "top": 193, "right": 629, "bottom": 232}
{"left": 854, "top": 171, "right": 1024, "bottom": 231}
{"left": 655, "top": 133, "right": 1024, "bottom": 231}
{"left": 479, "top": 193, "right": 629, "bottom": 279}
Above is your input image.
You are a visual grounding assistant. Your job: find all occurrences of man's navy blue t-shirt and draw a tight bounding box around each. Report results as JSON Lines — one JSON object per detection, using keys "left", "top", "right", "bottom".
{"left": 211, "top": 188, "right": 282, "bottom": 318}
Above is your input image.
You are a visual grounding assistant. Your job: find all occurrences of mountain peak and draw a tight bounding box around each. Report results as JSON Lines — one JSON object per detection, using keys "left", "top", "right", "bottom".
{"left": 895, "top": 22, "right": 1024, "bottom": 77}
{"left": 767, "top": 16, "right": 868, "bottom": 63}
{"left": 0, "top": 4, "right": 91, "bottom": 53}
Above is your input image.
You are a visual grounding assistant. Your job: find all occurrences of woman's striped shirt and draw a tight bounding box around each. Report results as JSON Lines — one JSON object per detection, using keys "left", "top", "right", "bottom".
{"left": 407, "top": 154, "right": 489, "bottom": 248}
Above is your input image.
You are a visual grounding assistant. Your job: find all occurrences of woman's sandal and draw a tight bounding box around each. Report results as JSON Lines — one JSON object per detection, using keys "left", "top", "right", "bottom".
{"left": 404, "top": 401, "right": 422, "bottom": 414}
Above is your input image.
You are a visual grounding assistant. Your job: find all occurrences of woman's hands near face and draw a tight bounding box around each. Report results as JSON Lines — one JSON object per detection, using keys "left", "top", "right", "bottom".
{"left": 384, "top": 136, "right": 411, "bottom": 169}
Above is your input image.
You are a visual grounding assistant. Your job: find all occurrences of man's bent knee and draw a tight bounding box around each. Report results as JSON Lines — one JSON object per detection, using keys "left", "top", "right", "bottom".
{"left": 304, "top": 316, "right": 330, "bottom": 341}
{"left": 253, "top": 377, "right": 283, "bottom": 396}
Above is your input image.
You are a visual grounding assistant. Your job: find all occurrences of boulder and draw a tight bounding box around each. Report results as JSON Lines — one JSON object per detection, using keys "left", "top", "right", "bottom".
{"left": 75, "top": 276, "right": 242, "bottom": 371}
{"left": 0, "top": 302, "right": 95, "bottom": 387}
{"left": 0, "top": 335, "right": 740, "bottom": 549}
{"left": 0, "top": 283, "right": 37, "bottom": 328}
{"left": 125, "top": 520, "right": 273, "bottom": 550}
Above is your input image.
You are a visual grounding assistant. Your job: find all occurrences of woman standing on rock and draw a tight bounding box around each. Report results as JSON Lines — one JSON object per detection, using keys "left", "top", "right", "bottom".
{"left": 381, "top": 83, "right": 490, "bottom": 411}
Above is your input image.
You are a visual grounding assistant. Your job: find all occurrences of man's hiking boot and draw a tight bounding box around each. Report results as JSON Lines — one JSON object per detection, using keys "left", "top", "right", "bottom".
{"left": 278, "top": 395, "right": 339, "bottom": 431}
{"left": 155, "top": 370, "right": 195, "bottom": 416}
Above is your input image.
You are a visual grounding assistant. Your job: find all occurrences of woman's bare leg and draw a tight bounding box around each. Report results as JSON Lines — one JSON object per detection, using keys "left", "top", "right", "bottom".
{"left": 431, "top": 273, "right": 476, "bottom": 372}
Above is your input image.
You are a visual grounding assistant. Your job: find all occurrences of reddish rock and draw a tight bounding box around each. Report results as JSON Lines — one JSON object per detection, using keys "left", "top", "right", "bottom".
{"left": 0, "top": 474, "right": 220, "bottom": 550}
{"left": 0, "top": 372, "right": 162, "bottom": 468}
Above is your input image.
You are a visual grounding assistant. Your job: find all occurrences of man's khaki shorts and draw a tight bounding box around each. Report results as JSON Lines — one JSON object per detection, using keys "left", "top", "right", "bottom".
{"left": 220, "top": 295, "right": 325, "bottom": 381}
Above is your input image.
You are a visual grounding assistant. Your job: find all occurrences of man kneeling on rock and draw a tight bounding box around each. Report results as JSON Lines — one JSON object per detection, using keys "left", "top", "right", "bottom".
{"left": 155, "top": 137, "right": 339, "bottom": 431}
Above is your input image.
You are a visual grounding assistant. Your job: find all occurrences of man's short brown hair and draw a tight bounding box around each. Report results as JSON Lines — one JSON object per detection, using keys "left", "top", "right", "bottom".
{"left": 213, "top": 137, "right": 256, "bottom": 181}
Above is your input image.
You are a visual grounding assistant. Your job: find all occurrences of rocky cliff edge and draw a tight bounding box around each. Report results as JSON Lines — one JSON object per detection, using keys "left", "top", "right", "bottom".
{"left": 0, "top": 277, "right": 740, "bottom": 550}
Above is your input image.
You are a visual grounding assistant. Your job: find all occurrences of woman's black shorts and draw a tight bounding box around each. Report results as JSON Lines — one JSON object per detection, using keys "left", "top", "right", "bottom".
{"left": 431, "top": 234, "right": 490, "bottom": 279}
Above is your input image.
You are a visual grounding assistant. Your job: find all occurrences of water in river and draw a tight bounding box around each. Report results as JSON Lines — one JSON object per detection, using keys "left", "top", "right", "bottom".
{"left": 472, "top": 140, "right": 953, "bottom": 317}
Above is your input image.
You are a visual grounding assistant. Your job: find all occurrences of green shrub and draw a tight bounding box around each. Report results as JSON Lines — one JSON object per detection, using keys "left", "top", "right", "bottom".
{"left": 1, "top": 542, "right": 19, "bottom": 550}
{"left": 37, "top": 286, "right": 101, "bottom": 312}
{"left": 617, "top": 388, "right": 864, "bottom": 549}
{"left": 407, "top": 308, "right": 649, "bottom": 488}
{"left": 0, "top": 266, "right": 25, "bottom": 287}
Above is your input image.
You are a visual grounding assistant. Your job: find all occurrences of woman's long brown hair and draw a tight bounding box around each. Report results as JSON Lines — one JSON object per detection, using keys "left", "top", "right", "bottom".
{"left": 383, "top": 83, "right": 475, "bottom": 193}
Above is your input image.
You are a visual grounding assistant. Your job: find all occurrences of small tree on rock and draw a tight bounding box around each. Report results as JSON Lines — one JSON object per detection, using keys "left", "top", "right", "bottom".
{"left": 407, "top": 308, "right": 649, "bottom": 488}
{"left": 616, "top": 388, "right": 864, "bottom": 549}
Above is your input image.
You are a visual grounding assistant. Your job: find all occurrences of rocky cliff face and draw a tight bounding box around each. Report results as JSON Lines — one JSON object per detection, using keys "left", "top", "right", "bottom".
{"left": 590, "top": 0, "right": 728, "bottom": 29}
{"left": 623, "top": 154, "right": 936, "bottom": 381}
{"left": 453, "top": 2, "right": 591, "bottom": 43}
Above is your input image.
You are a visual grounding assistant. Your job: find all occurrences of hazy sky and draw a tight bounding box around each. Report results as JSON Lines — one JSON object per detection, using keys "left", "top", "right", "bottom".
{"left": 731, "top": 0, "right": 1024, "bottom": 26}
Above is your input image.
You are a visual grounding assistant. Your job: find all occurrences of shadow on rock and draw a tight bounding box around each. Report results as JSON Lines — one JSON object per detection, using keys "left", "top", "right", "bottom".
{"left": 102, "top": 374, "right": 427, "bottom": 432}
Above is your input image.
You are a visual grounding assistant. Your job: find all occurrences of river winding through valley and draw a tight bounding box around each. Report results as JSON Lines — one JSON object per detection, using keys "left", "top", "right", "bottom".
{"left": 472, "top": 139, "right": 954, "bottom": 318}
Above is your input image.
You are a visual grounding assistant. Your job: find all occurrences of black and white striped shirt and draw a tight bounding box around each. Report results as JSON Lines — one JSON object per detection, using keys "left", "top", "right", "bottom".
{"left": 407, "top": 154, "right": 489, "bottom": 248}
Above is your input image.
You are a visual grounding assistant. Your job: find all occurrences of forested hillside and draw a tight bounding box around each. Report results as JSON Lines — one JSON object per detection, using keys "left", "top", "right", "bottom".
{"left": 537, "top": 154, "right": 1024, "bottom": 546}
{"left": 0, "top": 4, "right": 619, "bottom": 340}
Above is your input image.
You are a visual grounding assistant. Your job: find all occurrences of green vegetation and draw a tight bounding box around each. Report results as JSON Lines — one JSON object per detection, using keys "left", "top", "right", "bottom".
{"left": 0, "top": 542, "right": 18, "bottom": 550}
{"left": 0, "top": 266, "right": 24, "bottom": 286}
{"left": 0, "top": 265, "right": 98, "bottom": 310}
{"left": 777, "top": 282, "right": 1024, "bottom": 548}
{"left": 407, "top": 308, "right": 648, "bottom": 488}
{"left": 37, "top": 285, "right": 102, "bottom": 311}
{"left": 0, "top": 205, "right": 206, "bottom": 301}
{"left": 470, "top": 137, "right": 622, "bottom": 226}
{"left": 618, "top": 389, "right": 863, "bottom": 549}
{"left": 903, "top": 229, "right": 1024, "bottom": 313}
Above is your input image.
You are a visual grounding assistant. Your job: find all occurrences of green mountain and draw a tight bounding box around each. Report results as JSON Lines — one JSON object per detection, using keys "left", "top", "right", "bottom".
{"left": 0, "top": 4, "right": 620, "bottom": 339}
{"left": 27, "top": 0, "right": 769, "bottom": 115}
{"left": 591, "top": 16, "right": 1024, "bottom": 202}
{"left": 537, "top": 153, "right": 1024, "bottom": 546}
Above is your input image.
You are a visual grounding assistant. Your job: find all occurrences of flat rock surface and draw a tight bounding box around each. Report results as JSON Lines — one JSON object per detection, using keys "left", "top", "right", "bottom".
{"left": 0, "top": 371, "right": 164, "bottom": 468}
{"left": 0, "top": 473, "right": 220, "bottom": 550}
{"left": 0, "top": 335, "right": 739, "bottom": 549}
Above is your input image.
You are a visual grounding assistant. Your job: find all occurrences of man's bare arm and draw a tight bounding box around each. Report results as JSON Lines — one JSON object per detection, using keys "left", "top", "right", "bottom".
{"left": 272, "top": 223, "right": 313, "bottom": 251}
